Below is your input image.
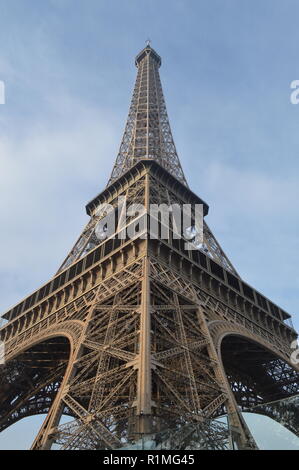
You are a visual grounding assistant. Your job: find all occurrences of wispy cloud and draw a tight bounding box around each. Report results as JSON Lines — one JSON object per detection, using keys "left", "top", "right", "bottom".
{"left": 195, "top": 160, "right": 299, "bottom": 323}
{"left": 0, "top": 96, "right": 118, "bottom": 312}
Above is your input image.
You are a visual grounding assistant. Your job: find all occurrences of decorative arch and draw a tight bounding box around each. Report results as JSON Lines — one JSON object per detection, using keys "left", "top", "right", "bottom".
{"left": 0, "top": 321, "right": 84, "bottom": 433}
{"left": 209, "top": 320, "right": 299, "bottom": 438}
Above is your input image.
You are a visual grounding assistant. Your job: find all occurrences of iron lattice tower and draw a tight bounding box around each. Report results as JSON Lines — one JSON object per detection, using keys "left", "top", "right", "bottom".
{"left": 0, "top": 45, "right": 298, "bottom": 450}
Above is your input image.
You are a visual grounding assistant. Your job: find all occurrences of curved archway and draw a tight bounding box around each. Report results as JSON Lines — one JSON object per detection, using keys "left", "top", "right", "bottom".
{"left": 0, "top": 336, "right": 72, "bottom": 433}
{"left": 220, "top": 334, "right": 299, "bottom": 439}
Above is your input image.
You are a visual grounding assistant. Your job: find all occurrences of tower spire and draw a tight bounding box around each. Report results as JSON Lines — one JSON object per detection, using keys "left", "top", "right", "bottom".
{"left": 107, "top": 45, "right": 188, "bottom": 186}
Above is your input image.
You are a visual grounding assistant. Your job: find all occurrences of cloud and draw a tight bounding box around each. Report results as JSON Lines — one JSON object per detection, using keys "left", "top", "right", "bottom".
{"left": 0, "top": 97, "right": 118, "bottom": 313}
{"left": 193, "top": 160, "right": 299, "bottom": 327}
{"left": 201, "top": 160, "right": 299, "bottom": 218}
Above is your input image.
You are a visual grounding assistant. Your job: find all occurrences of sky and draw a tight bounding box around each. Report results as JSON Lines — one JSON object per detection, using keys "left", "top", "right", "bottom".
{"left": 0, "top": 0, "right": 298, "bottom": 450}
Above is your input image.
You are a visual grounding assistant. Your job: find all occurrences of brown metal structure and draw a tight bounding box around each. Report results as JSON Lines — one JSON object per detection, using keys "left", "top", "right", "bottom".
{"left": 0, "top": 45, "right": 298, "bottom": 450}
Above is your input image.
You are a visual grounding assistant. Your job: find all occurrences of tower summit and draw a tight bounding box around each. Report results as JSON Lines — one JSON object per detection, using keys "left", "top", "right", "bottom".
{"left": 0, "top": 45, "right": 298, "bottom": 450}
{"left": 108, "top": 44, "right": 187, "bottom": 186}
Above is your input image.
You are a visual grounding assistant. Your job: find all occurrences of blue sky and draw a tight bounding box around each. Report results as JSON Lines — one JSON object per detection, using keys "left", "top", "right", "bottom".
{"left": 0, "top": 0, "right": 298, "bottom": 449}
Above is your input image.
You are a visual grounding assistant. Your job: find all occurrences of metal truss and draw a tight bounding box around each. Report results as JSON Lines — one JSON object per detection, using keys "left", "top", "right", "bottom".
{"left": 147, "top": 174, "right": 238, "bottom": 275}
{"left": 1, "top": 165, "right": 298, "bottom": 449}
{"left": 0, "top": 45, "right": 298, "bottom": 450}
{"left": 57, "top": 176, "right": 146, "bottom": 272}
{"left": 150, "top": 417, "right": 231, "bottom": 450}
{"left": 107, "top": 45, "right": 187, "bottom": 187}
{"left": 221, "top": 336, "right": 299, "bottom": 408}
{"left": 202, "top": 222, "right": 239, "bottom": 276}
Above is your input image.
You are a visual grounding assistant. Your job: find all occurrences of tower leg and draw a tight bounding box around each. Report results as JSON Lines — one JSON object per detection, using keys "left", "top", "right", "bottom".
{"left": 31, "top": 320, "right": 92, "bottom": 449}
{"left": 196, "top": 304, "right": 257, "bottom": 450}
{"left": 135, "top": 256, "right": 152, "bottom": 438}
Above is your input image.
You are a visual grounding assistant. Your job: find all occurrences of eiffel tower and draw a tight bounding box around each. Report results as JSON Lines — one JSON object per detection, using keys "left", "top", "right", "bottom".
{"left": 0, "top": 44, "right": 298, "bottom": 450}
